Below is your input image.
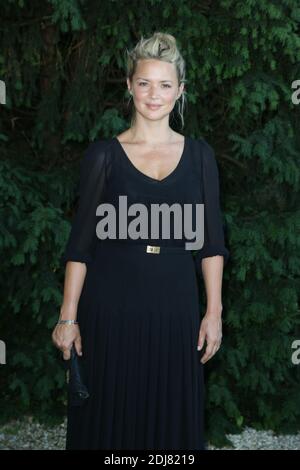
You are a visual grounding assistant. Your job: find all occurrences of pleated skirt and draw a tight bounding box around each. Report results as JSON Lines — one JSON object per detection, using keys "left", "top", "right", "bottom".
{"left": 65, "top": 241, "right": 206, "bottom": 450}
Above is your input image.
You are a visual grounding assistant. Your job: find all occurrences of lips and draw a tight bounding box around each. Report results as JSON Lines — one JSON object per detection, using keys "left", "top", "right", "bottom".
{"left": 146, "top": 104, "right": 161, "bottom": 110}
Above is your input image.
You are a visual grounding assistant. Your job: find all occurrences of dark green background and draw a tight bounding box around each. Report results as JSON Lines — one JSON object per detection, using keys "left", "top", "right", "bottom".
{"left": 0, "top": 0, "right": 299, "bottom": 446}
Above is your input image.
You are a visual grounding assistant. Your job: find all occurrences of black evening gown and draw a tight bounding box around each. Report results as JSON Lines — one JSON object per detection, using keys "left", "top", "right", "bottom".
{"left": 61, "top": 135, "right": 230, "bottom": 450}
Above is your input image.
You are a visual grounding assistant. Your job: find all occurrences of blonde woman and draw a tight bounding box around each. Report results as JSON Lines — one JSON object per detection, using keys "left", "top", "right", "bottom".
{"left": 52, "top": 31, "right": 229, "bottom": 450}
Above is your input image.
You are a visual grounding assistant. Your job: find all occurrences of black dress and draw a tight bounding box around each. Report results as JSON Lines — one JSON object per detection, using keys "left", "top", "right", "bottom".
{"left": 61, "top": 135, "right": 230, "bottom": 450}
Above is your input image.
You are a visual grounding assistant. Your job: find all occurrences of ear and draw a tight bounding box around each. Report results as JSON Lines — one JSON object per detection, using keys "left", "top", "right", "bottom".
{"left": 126, "top": 78, "right": 132, "bottom": 94}
{"left": 177, "top": 82, "right": 185, "bottom": 99}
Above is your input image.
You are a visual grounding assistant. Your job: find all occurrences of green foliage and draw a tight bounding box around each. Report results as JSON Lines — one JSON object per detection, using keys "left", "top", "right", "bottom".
{"left": 0, "top": 0, "right": 299, "bottom": 446}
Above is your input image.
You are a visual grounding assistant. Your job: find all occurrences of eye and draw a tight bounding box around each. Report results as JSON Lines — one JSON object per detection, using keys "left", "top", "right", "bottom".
{"left": 162, "top": 84, "right": 172, "bottom": 88}
{"left": 138, "top": 82, "right": 148, "bottom": 86}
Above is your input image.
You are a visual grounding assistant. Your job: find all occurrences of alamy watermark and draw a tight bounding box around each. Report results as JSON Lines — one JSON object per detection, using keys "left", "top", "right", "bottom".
{"left": 0, "top": 340, "right": 6, "bottom": 365}
{"left": 291, "top": 80, "right": 300, "bottom": 105}
{"left": 291, "top": 339, "right": 300, "bottom": 365}
{"left": 0, "top": 80, "right": 6, "bottom": 105}
{"left": 95, "top": 196, "right": 205, "bottom": 250}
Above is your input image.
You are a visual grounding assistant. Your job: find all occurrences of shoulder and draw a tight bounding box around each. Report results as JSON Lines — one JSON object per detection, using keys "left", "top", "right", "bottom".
{"left": 81, "top": 138, "right": 114, "bottom": 168}
{"left": 190, "top": 136, "right": 215, "bottom": 157}
{"left": 84, "top": 138, "right": 114, "bottom": 158}
{"left": 188, "top": 136, "right": 217, "bottom": 171}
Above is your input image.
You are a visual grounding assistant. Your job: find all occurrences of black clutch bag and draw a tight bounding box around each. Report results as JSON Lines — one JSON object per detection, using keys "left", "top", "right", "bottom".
{"left": 61, "top": 344, "right": 90, "bottom": 407}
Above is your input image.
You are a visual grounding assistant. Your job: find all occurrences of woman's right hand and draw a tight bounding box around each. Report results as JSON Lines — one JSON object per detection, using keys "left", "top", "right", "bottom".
{"left": 52, "top": 322, "right": 82, "bottom": 360}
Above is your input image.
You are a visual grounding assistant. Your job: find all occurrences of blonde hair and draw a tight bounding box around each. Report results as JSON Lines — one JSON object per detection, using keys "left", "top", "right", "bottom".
{"left": 125, "top": 32, "right": 187, "bottom": 130}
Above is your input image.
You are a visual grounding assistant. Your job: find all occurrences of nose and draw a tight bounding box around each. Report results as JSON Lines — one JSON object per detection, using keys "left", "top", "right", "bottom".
{"left": 149, "top": 86, "right": 160, "bottom": 99}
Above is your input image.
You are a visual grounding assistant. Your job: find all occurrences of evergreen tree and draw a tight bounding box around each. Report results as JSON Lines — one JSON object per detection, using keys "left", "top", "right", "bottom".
{"left": 0, "top": 0, "right": 299, "bottom": 446}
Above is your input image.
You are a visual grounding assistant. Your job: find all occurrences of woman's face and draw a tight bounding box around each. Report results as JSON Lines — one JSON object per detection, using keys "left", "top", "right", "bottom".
{"left": 127, "top": 59, "right": 184, "bottom": 121}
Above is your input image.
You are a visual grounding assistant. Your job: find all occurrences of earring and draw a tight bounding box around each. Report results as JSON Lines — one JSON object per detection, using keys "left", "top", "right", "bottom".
{"left": 127, "top": 92, "right": 133, "bottom": 107}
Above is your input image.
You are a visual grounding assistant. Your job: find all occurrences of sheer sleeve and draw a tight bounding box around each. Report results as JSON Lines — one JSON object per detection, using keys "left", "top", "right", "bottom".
{"left": 61, "top": 140, "right": 108, "bottom": 268}
{"left": 194, "top": 139, "right": 230, "bottom": 270}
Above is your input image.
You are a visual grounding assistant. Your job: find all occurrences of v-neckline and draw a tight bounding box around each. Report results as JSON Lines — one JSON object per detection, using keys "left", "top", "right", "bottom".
{"left": 113, "top": 135, "right": 187, "bottom": 183}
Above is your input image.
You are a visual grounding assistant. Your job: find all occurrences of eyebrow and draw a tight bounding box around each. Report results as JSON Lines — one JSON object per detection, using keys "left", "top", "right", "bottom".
{"left": 136, "top": 77, "right": 173, "bottom": 83}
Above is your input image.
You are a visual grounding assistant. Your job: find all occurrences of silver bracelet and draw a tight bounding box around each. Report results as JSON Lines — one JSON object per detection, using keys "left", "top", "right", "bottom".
{"left": 57, "top": 319, "right": 78, "bottom": 325}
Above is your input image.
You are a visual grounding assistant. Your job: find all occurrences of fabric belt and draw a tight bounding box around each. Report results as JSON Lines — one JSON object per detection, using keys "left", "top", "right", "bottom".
{"left": 101, "top": 239, "right": 193, "bottom": 255}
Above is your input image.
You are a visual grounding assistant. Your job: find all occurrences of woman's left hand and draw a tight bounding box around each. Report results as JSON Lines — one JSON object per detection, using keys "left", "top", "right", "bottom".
{"left": 197, "top": 312, "right": 222, "bottom": 364}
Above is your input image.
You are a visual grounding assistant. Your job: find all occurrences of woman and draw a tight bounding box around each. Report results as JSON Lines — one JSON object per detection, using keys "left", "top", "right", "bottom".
{"left": 52, "top": 31, "right": 229, "bottom": 450}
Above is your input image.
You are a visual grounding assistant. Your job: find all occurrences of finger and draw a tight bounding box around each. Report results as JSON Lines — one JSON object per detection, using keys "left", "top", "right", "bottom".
{"left": 203, "top": 342, "right": 221, "bottom": 363}
{"left": 200, "top": 343, "right": 215, "bottom": 364}
{"left": 197, "top": 337, "right": 205, "bottom": 351}
{"left": 74, "top": 336, "right": 83, "bottom": 356}
{"left": 62, "top": 346, "right": 72, "bottom": 361}
{"left": 201, "top": 339, "right": 220, "bottom": 362}
{"left": 211, "top": 345, "right": 219, "bottom": 358}
{"left": 197, "top": 331, "right": 206, "bottom": 351}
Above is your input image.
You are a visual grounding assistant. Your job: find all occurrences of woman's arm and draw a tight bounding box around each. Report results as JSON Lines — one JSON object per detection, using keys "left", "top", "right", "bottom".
{"left": 59, "top": 261, "right": 87, "bottom": 321}
{"left": 52, "top": 260, "right": 86, "bottom": 359}
{"left": 195, "top": 139, "right": 229, "bottom": 363}
{"left": 53, "top": 140, "right": 109, "bottom": 359}
{"left": 197, "top": 256, "right": 224, "bottom": 364}
{"left": 201, "top": 255, "right": 224, "bottom": 316}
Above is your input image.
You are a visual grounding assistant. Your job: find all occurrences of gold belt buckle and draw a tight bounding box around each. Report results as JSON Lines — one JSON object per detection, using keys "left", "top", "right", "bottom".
{"left": 146, "top": 245, "right": 160, "bottom": 254}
